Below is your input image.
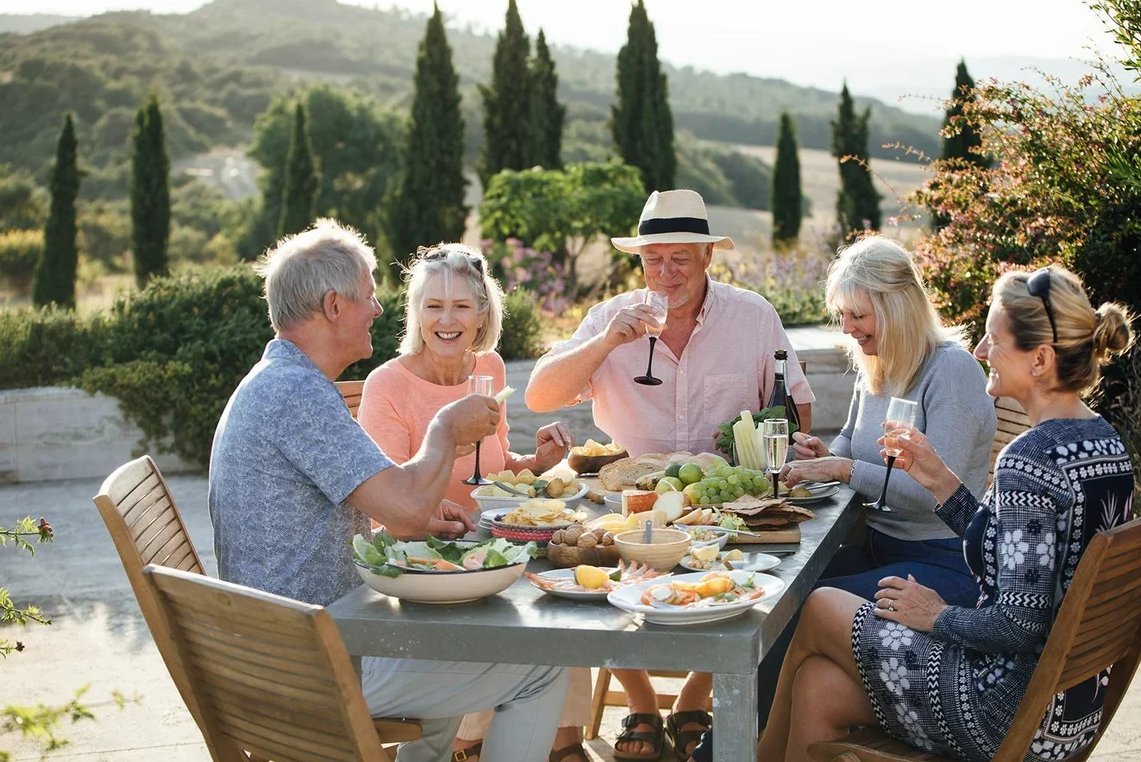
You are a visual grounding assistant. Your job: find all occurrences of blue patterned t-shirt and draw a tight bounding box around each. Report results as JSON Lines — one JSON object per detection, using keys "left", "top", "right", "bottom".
{"left": 209, "top": 339, "right": 390, "bottom": 606}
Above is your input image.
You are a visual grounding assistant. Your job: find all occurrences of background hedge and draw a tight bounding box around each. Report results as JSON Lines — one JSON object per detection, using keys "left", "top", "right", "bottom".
{"left": 0, "top": 265, "right": 545, "bottom": 467}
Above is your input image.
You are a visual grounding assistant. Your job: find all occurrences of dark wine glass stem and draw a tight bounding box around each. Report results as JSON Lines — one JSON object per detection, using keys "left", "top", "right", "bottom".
{"left": 873, "top": 455, "right": 896, "bottom": 507}
{"left": 644, "top": 336, "right": 658, "bottom": 379}
{"left": 471, "top": 440, "right": 483, "bottom": 482}
{"left": 770, "top": 470, "right": 779, "bottom": 497}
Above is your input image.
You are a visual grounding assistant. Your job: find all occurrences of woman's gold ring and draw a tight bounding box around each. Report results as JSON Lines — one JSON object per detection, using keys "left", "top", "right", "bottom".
{"left": 887, "top": 602, "right": 895, "bottom": 612}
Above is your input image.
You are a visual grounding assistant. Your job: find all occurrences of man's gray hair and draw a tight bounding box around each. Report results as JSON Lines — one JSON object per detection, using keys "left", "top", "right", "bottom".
{"left": 254, "top": 219, "right": 378, "bottom": 332}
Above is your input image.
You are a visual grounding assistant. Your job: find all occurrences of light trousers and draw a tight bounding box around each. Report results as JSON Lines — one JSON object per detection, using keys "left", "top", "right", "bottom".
{"left": 361, "top": 656, "right": 568, "bottom": 762}
{"left": 457, "top": 665, "right": 592, "bottom": 740}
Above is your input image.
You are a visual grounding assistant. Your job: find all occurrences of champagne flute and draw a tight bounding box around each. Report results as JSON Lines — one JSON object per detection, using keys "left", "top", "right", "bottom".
{"left": 462, "top": 374, "right": 495, "bottom": 486}
{"left": 763, "top": 418, "right": 789, "bottom": 498}
{"left": 864, "top": 397, "right": 918, "bottom": 512}
{"left": 633, "top": 290, "right": 668, "bottom": 386}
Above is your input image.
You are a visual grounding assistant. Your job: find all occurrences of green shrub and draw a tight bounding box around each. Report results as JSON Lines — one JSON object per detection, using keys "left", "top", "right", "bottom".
{"left": 0, "top": 229, "right": 43, "bottom": 294}
{"left": 0, "top": 306, "right": 95, "bottom": 389}
{"left": 499, "top": 289, "right": 544, "bottom": 360}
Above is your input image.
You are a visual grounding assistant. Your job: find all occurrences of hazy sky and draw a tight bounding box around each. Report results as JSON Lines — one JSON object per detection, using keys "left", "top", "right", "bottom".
{"left": 10, "top": 0, "right": 1124, "bottom": 98}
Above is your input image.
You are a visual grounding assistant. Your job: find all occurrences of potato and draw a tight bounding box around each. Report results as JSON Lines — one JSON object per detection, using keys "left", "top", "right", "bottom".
{"left": 545, "top": 477, "right": 566, "bottom": 498}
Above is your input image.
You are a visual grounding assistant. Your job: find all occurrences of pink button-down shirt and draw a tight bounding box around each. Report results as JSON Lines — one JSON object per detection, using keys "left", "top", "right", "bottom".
{"left": 550, "top": 279, "right": 814, "bottom": 457}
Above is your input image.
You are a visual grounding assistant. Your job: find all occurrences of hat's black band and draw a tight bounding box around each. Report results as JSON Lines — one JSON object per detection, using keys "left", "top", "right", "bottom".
{"left": 638, "top": 216, "right": 710, "bottom": 236}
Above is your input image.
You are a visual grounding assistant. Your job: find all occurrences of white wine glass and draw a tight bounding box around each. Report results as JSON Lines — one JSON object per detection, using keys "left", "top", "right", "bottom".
{"left": 462, "top": 374, "right": 495, "bottom": 486}
{"left": 633, "top": 290, "right": 668, "bottom": 386}
{"left": 763, "top": 418, "right": 789, "bottom": 497}
{"left": 865, "top": 397, "right": 918, "bottom": 512}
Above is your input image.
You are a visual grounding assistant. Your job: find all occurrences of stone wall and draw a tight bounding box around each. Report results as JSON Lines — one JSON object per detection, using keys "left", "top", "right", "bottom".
{"left": 0, "top": 327, "right": 855, "bottom": 484}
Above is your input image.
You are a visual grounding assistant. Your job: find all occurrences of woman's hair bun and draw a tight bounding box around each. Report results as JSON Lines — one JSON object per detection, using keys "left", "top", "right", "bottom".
{"left": 1092, "top": 303, "right": 1135, "bottom": 364}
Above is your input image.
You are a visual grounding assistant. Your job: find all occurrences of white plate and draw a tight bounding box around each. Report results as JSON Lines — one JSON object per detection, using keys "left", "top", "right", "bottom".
{"left": 525, "top": 568, "right": 614, "bottom": 600}
{"left": 471, "top": 481, "right": 590, "bottom": 513}
{"left": 786, "top": 485, "right": 840, "bottom": 504}
{"left": 678, "top": 551, "right": 782, "bottom": 573}
{"left": 607, "top": 571, "right": 785, "bottom": 626}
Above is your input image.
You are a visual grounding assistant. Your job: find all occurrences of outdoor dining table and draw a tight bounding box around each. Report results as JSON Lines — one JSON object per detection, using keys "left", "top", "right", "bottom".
{"left": 328, "top": 485, "right": 862, "bottom": 762}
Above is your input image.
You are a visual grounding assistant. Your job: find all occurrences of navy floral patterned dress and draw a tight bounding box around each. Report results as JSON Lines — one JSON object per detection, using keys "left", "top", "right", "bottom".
{"left": 852, "top": 417, "right": 1134, "bottom": 761}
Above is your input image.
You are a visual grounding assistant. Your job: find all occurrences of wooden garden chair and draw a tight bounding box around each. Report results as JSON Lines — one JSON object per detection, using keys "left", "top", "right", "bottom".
{"left": 93, "top": 455, "right": 420, "bottom": 759}
{"left": 808, "top": 517, "right": 1141, "bottom": 762}
{"left": 142, "top": 564, "right": 410, "bottom": 761}
{"left": 336, "top": 379, "right": 366, "bottom": 420}
{"left": 988, "top": 396, "right": 1031, "bottom": 487}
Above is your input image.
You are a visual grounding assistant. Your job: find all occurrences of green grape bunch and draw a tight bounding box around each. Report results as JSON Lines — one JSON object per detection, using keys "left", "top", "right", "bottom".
{"left": 685, "top": 464, "right": 774, "bottom": 505}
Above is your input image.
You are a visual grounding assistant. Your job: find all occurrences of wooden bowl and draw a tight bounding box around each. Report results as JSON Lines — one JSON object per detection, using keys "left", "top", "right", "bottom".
{"left": 567, "top": 449, "right": 629, "bottom": 475}
{"left": 547, "top": 542, "right": 622, "bottom": 569}
{"left": 613, "top": 528, "right": 691, "bottom": 572}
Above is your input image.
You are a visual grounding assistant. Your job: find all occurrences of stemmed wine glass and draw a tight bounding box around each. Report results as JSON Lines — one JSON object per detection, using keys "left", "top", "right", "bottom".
{"left": 763, "top": 418, "right": 789, "bottom": 497}
{"left": 865, "top": 397, "right": 918, "bottom": 512}
{"left": 633, "top": 290, "right": 668, "bottom": 386}
{"left": 462, "top": 374, "right": 495, "bottom": 486}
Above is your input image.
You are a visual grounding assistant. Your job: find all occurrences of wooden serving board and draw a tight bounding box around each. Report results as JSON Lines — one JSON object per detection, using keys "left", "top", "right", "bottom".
{"left": 727, "top": 525, "right": 801, "bottom": 544}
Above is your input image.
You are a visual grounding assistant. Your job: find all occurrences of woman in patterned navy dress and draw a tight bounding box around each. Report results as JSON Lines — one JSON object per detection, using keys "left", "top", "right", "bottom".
{"left": 759, "top": 266, "right": 1135, "bottom": 762}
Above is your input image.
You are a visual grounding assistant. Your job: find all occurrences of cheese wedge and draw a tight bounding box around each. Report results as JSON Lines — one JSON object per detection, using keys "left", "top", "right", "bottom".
{"left": 621, "top": 489, "right": 658, "bottom": 516}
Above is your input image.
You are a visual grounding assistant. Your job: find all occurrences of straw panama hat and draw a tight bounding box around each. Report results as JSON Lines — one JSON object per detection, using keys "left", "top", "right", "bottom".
{"left": 611, "top": 189, "right": 735, "bottom": 254}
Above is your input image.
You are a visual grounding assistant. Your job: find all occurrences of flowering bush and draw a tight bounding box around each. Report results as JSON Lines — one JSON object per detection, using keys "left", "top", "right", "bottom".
{"left": 482, "top": 238, "right": 572, "bottom": 317}
{"left": 709, "top": 240, "right": 831, "bottom": 327}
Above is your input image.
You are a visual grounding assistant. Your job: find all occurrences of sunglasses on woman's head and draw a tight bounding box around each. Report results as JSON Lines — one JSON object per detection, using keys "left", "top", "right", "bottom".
{"left": 1027, "top": 267, "right": 1058, "bottom": 343}
{"left": 419, "top": 247, "right": 484, "bottom": 275}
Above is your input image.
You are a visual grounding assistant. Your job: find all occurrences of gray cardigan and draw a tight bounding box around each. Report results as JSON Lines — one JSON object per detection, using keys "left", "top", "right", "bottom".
{"left": 831, "top": 342, "right": 996, "bottom": 541}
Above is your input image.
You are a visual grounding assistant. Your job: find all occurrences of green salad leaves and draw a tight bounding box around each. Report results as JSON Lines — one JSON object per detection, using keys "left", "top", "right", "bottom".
{"left": 352, "top": 532, "right": 537, "bottom": 578}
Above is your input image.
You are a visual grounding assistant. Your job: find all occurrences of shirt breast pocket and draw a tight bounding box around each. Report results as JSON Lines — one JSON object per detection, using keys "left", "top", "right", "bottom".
{"left": 703, "top": 372, "right": 753, "bottom": 426}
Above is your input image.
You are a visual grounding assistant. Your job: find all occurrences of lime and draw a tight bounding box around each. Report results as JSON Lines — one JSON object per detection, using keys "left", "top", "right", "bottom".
{"left": 656, "top": 476, "right": 684, "bottom": 494}
{"left": 678, "top": 463, "right": 703, "bottom": 485}
{"left": 574, "top": 565, "right": 609, "bottom": 590}
{"left": 664, "top": 463, "right": 682, "bottom": 479}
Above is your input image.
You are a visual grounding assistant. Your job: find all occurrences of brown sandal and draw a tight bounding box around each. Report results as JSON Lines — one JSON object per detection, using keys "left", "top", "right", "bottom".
{"left": 548, "top": 742, "right": 588, "bottom": 762}
{"left": 613, "top": 712, "right": 665, "bottom": 760}
{"left": 666, "top": 710, "right": 712, "bottom": 759}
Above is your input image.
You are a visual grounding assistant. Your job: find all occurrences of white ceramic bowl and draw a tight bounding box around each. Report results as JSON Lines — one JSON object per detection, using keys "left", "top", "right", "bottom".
{"left": 603, "top": 493, "right": 623, "bottom": 513}
{"left": 612, "top": 528, "right": 691, "bottom": 572}
{"left": 354, "top": 560, "right": 527, "bottom": 604}
{"left": 679, "top": 526, "right": 729, "bottom": 549}
{"left": 471, "top": 481, "right": 589, "bottom": 514}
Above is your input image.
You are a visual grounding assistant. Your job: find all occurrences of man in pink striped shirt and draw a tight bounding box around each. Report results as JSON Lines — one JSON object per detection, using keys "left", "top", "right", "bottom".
{"left": 525, "top": 188, "right": 814, "bottom": 760}
{"left": 526, "top": 189, "right": 813, "bottom": 457}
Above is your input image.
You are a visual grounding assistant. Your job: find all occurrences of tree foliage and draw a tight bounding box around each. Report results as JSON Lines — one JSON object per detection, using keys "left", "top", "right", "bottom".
{"left": 240, "top": 86, "right": 404, "bottom": 259}
{"left": 130, "top": 94, "right": 171, "bottom": 288}
{"left": 772, "top": 112, "right": 803, "bottom": 245}
{"left": 32, "top": 114, "right": 80, "bottom": 309}
{"left": 913, "top": 3, "right": 1141, "bottom": 497}
{"left": 479, "top": 160, "right": 644, "bottom": 295}
{"left": 831, "top": 84, "right": 881, "bottom": 235}
{"left": 277, "top": 101, "right": 320, "bottom": 238}
{"left": 528, "top": 30, "right": 565, "bottom": 170}
{"left": 478, "top": 0, "right": 531, "bottom": 185}
{"left": 0, "top": 167, "right": 47, "bottom": 233}
{"left": 384, "top": 5, "right": 467, "bottom": 283}
{"left": 612, "top": 0, "right": 675, "bottom": 193}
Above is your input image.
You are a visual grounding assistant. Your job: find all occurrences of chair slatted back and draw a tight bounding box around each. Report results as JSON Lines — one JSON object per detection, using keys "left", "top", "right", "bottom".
{"left": 810, "top": 518, "right": 1141, "bottom": 762}
{"left": 336, "top": 380, "right": 366, "bottom": 420}
{"left": 143, "top": 565, "right": 391, "bottom": 762}
{"left": 93, "top": 456, "right": 207, "bottom": 729}
{"left": 988, "top": 396, "right": 1031, "bottom": 487}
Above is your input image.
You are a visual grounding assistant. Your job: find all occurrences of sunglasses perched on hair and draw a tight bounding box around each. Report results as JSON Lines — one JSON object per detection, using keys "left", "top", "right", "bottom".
{"left": 419, "top": 246, "right": 485, "bottom": 275}
{"left": 1026, "top": 267, "right": 1058, "bottom": 343}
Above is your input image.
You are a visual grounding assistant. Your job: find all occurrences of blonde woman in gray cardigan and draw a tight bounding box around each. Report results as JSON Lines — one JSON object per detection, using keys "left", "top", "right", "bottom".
{"left": 694, "top": 237, "right": 996, "bottom": 758}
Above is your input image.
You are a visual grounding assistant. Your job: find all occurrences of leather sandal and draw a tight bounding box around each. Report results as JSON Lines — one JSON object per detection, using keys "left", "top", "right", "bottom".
{"left": 613, "top": 712, "right": 665, "bottom": 761}
{"left": 451, "top": 741, "right": 482, "bottom": 761}
{"left": 665, "top": 710, "right": 712, "bottom": 760}
{"left": 548, "top": 742, "right": 588, "bottom": 762}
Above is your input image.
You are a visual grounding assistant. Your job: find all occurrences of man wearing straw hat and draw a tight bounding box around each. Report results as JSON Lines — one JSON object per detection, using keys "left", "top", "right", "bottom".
{"left": 526, "top": 189, "right": 813, "bottom": 760}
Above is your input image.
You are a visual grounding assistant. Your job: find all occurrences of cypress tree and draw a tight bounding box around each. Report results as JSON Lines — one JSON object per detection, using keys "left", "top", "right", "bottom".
{"left": 528, "top": 29, "right": 564, "bottom": 170}
{"left": 831, "top": 84, "right": 881, "bottom": 234}
{"left": 934, "top": 60, "right": 989, "bottom": 230}
{"left": 771, "top": 112, "right": 802, "bottom": 245}
{"left": 478, "top": 0, "right": 531, "bottom": 185}
{"left": 385, "top": 3, "right": 467, "bottom": 278}
{"left": 278, "top": 102, "right": 320, "bottom": 237}
{"left": 612, "top": 0, "right": 675, "bottom": 192}
{"left": 131, "top": 94, "right": 170, "bottom": 288}
{"left": 32, "top": 113, "right": 80, "bottom": 309}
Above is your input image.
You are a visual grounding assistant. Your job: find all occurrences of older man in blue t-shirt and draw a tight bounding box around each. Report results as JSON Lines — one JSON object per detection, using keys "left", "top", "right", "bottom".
{"left": 209, "top": 219, "right": 567, "bottom": 762}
